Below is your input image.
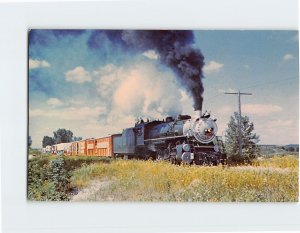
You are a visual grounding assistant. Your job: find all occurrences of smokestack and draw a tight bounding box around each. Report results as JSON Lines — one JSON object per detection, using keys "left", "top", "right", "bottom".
{"left": 194, "top": 110, "right": 202, "bottom": 119}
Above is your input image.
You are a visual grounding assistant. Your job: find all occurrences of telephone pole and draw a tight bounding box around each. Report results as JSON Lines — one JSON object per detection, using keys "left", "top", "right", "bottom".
{"left": 224, "top": 91, "right": 252, "bottom": 157}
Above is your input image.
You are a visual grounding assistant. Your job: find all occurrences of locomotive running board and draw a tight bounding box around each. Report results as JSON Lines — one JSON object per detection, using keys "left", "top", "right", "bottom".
{"left": 144, "top": 135, "right": 185, "bottom": 142}
{"left": 194, "top": 146, "right": 215, "bottom": 149}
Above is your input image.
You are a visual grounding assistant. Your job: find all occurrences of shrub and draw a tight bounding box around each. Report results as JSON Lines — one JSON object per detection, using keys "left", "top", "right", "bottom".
{"left": 28, "top": 154, "right": 70, "bottom": 201}
{"left": 28, "top": 155, "right": 111, "bottom": 201}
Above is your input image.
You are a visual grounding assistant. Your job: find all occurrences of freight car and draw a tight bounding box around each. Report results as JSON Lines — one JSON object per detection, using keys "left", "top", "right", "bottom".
{"left": 68, "top": 136, "right": 114, "bottom": 157}
{"left": 51, "top": 142, "right": 72, "bottom": 155}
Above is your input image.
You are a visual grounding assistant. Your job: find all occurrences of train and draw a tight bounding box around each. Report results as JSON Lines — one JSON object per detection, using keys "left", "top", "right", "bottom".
{"left": 49, "top": 110, "right": 227, "bottom": 165}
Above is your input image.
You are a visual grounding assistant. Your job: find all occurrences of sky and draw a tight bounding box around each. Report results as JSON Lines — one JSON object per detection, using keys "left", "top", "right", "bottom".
{"left": 28, "top": 30, "right": 299, "bottom": 148}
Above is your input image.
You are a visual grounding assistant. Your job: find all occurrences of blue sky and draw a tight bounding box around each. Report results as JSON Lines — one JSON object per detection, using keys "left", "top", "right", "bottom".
{"left": 29, "top": 30, "right": 298, "bottom": 148}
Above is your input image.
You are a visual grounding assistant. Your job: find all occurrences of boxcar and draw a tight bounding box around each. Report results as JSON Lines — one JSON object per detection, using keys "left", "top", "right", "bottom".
{"left": 95, "top": 136, "right": 114, "bottom": 157}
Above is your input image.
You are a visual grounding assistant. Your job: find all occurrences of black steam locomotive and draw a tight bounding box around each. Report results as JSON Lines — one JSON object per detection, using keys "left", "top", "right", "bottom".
{"left": 113, "top": 110, "right": 227, "bottom": 165}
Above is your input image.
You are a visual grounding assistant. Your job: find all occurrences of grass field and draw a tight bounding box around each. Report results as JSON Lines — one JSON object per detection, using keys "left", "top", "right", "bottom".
{"left": 69, "top": 155, "right": 299, "bottom": 202}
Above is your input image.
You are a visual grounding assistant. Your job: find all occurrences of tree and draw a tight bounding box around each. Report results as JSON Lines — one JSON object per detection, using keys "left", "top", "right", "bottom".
{"left": 53, "top": 128, "right": 73, "bottom": 144}
{"left": 42, "top": 136, "right": 55, "bottom": 148}
{"left": 225, "top": 112, "right": 260, "bottom": 164}
{"left": 73, "top": 136, "right": 83, "bottom": 141}
{"left": 286, "top": 147, "right": 295, "bottom": 152}
{"left": 28, "top": 136, "right": 32, "bottom": 148}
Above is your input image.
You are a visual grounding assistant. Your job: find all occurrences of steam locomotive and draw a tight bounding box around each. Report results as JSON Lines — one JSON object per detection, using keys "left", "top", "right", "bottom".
{"left": 113, "top": 110, "right": 227, "bottom": 165}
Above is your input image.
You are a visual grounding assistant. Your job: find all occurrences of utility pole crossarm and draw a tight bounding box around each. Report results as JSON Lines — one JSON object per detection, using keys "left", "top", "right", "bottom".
{"left": 224, "top": 92, "right": 252, "bottom": 95}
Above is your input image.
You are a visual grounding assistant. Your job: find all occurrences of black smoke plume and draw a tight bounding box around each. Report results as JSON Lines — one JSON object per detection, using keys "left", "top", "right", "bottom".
{"left": 90, "top": 30, "right": 205, "bottom": 111}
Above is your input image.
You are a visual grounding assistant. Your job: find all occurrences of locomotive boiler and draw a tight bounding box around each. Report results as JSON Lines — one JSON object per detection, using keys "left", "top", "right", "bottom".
{"left": 113, "top": 110, "right": 227, "bottom": 165}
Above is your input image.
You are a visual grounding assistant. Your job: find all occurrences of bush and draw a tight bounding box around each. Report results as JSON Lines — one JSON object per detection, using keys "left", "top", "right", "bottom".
{"left": 28, "top": 155, "right": 111, "bottom": 201}
{"left": 29, "top": 148, "right": 42, "bottom": 157}
{"left": 28, "top": 154, "right": 70, "bottom": 201}
{"left": 63, "top": 156, "right": 111, "bottom": 171}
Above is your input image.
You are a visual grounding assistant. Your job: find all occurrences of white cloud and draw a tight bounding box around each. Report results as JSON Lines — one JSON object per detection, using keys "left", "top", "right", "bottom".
{"left": 243, "top": 104, "right": 283, "bottom": 116}
{"left": 216, "top": 104, "right": 283, "bottom": 117}
{"left": 93, "top": 64, "right": 124, "bottom": 99}
{"left": 142, "top": 50, "right": 159, "bottom": 60}
{"left": 266, "top": 119, "right": 293, "bottom": 128}
{"left": 217, "top": 105, "right": 234, "bottom": 114}
{"left": 203, "top": 61, "right": 224, "bottom": 74}
{"left": 29, "top": 59, "right": 50, "bottom": 69}
{"left": 257, "top": 119, "right": 295, "bottom": 144}
{"left": 29, "top": 106, "right": 105, "bottom": 120}
{"left": 243, "top": 64, "right": 250, "bottom": 69}
{"left": 93, "top": 64, "right": 117, "bottom": 76}
{"left": 47, "top": 98, "right": 64, "bottom": 106}
{"left": 65, "top": 66, "right": 92, "bottom": 83}
{"left": 68, "top": 99, "right": 84, "bottom": 106}
{"left": 283, "top": 54, "right": 294, "bottom": 61}
{"left": 218, "top": 88, "right": 237, "bottom": 94}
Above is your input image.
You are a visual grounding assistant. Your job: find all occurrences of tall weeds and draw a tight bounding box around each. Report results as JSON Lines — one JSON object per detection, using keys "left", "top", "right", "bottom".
{"left": 70, "top": 155, "right": 298, "bottom": 202}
